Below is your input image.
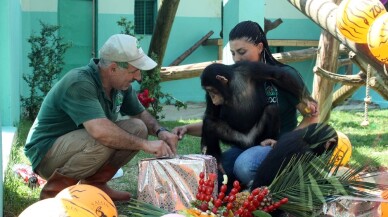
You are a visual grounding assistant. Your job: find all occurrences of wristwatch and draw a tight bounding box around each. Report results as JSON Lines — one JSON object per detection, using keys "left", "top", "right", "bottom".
{"left": 156, "top": 127, "right": 169, "bottom": 137}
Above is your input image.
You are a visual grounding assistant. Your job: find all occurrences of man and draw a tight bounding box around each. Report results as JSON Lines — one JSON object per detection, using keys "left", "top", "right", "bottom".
{"left": 24, "top": 34, "right": 178, "bottom": 201}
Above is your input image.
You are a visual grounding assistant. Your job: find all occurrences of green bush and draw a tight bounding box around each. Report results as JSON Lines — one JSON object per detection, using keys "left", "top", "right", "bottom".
{"left": 21, "top": 21, "right": 71, "bottom": 120}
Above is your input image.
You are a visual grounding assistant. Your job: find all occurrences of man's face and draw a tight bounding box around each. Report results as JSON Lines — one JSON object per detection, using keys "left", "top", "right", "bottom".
{"left": 113, "top": 63, "right": 141, "bottom": 90}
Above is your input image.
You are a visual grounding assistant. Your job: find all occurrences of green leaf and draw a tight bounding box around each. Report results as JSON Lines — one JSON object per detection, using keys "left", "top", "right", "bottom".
{"left": 252, "top": 210, "right": 272, "bottom": 217}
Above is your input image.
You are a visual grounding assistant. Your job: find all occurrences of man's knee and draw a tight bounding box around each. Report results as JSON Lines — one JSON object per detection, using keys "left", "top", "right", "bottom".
{"left": 116, "top": 118, "right": 148, "bottom": 139}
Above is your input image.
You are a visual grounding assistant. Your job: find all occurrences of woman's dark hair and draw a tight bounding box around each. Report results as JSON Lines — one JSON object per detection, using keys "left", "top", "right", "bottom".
{"left": 229, "top": 20, "right": 284, "bottom": 66}
{"left": 251, "top": 123, "right": 338, "bottom": 189}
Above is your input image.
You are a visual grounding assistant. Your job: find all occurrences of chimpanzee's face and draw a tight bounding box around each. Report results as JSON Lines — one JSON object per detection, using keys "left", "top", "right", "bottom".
{"left": 204, "top": 86, "right": 224, "bottom": 105}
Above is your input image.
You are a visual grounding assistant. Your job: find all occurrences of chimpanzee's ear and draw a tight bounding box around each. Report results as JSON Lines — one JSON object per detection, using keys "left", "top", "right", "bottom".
{"left": 216, "top": 75, "right": 228, "bottom": 86}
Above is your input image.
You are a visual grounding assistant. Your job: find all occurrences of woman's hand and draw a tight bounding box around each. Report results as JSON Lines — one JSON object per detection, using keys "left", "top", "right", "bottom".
{"left": 260, "top": 139, "right": 277, "bottom": 147}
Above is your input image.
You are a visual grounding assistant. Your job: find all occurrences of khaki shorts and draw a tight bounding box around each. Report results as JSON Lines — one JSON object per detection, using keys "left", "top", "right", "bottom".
{"left": 36, "top": 118, "right": 148, "bottom": 180}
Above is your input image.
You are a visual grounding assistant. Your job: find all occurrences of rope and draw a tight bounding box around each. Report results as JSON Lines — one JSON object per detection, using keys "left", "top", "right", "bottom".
{"left": 361, "top": 64, "right": 371, "bottom": 126}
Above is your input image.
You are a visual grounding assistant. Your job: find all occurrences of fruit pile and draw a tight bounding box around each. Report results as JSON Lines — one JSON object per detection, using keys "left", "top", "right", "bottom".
{"left": 183, "top": 172, "right": 288, "bottom": 217}
{"left": 137, "top": 89, "right": 155, "bottom": 108}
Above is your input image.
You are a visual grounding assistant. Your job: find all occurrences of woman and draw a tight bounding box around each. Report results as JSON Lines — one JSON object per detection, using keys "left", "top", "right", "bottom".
{"left": 173, "top": 21, "right": 318, "bottom": 188}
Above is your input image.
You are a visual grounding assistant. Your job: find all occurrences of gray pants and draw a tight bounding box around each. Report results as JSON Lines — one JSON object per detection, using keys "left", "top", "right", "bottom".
{"left": 35, "top": 118, "right": 148, "bottom": 180}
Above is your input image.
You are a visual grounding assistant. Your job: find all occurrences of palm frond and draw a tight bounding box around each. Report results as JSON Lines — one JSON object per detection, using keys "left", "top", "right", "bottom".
{"left": 267, "top": 153, "right": 386, "bottom": 217}
{"left": 127, "top": 199, "right": 170, "bottom": 216}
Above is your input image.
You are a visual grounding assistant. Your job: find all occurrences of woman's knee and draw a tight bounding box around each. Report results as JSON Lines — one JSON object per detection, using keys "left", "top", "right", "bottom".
{"left": 233, "top": 146, "right": 272, "bottom": 185}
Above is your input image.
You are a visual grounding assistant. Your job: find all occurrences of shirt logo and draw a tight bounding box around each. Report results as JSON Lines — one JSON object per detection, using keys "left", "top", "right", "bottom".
{"left": 265, "top": 82, "right": 278, "bottom": 104}
{"left": 115, "top": 91, "right": 123, "bottom": 113}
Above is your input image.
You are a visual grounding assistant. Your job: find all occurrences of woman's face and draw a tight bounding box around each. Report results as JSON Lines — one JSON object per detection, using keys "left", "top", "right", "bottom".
{"left": 229, "top": 38, "right": 263, "bottom": 63}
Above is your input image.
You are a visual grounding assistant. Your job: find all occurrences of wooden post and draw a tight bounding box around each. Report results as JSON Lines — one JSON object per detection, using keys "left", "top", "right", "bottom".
{"left": 312, "top": 0, "right": 341, "bottom": 123}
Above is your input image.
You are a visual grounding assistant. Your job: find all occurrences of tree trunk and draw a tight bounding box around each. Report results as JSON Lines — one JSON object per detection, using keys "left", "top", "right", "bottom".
{"left": 148, "top": 0, "right": 180, "bottom": 67}
{"left": 312, "top": 0, "right": 341, "bottom": 123}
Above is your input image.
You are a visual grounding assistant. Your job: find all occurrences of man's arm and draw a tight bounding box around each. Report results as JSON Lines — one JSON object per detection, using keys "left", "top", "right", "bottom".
{"left": 133, "top": 110, "right": 179, "bottom": 154}
{"left": 83, "top": 114, "right": 175, "bottom": 157}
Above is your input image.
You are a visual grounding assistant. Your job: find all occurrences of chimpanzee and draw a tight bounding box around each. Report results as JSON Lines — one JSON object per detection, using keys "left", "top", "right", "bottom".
{"left": 200, "top": 61, "right": 315, "bottom": 163}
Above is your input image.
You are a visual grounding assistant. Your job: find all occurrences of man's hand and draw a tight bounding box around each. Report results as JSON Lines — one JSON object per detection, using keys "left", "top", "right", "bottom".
{"left": 158, "top": 131, "right": 179, "bottom": 155}
{"left": 144, "top": 140, "right": 174, "bottom": 157}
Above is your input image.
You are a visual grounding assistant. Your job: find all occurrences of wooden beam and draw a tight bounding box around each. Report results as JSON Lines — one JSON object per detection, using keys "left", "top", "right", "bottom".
{"left": 169, "top": 31, "right": 214, "bottom": 66}
{"left": 202, "top": 38, "right": 320, "bottom": 47}
{"left": 202, "top": 38, "right": 223, "bottom": 46}
{"left": 203, "top": 38, "right": 223, "bottom": 60}
{"left": 268, "top": 39, "right": 319, "bottom": 47}
{"left": 160, "top": 60, "right": 222, "bottom": 82}
{"left": 160, "top": 46, "right": 349, "bottom": 82}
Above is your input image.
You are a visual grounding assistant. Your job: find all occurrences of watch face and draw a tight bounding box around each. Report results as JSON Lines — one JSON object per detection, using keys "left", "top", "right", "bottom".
{"left": 157, "top": 127, "right": 168, "bottom": 136}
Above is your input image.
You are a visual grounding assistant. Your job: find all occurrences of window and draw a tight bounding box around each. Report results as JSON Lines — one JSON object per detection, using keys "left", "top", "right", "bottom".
{"left": 135, "top": 0, "right": 156, "bottom": 35}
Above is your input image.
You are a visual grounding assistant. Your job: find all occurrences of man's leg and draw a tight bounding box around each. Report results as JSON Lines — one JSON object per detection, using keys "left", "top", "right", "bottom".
{"left": 80, "top": 118, "right": 148, "bottom": 201}
{"left": 36, "top": 118, "right": 147, "bottom": 200}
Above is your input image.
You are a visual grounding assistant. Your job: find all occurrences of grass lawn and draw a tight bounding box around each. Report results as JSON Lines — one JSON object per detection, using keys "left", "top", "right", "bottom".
{"left": 3, "top": 109, "right": 388, "bottom": 216}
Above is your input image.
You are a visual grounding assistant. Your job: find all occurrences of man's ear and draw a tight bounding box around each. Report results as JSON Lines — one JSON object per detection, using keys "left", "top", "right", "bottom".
{"left": 109, "top": 62, "right": 118, "bottom": 72}
{"left": 216, "top": 75, "right": 228, "bottom": 86}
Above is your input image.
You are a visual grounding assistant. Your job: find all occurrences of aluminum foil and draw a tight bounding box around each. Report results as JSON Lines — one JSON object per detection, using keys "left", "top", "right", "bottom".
{"left": 137, "top": 154, "right": 218, "bottom": 212}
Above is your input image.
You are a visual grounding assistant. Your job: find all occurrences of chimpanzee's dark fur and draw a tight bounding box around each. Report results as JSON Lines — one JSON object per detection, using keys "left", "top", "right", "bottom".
{"left": 200, "top": 61, "right": 313, "bottom": 162}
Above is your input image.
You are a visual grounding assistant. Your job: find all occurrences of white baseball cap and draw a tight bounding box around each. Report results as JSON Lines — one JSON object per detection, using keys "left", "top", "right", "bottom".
{"left": 99, "top": 34, "right": 157, "bottom": 70}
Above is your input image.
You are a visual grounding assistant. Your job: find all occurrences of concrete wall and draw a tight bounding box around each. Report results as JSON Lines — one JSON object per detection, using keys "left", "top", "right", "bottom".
{"left": 2, "top": 0, "right": 387, "bottom": 130}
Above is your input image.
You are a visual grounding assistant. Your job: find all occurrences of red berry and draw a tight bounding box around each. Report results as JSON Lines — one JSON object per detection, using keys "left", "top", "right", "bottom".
{"left": 214, "top": 199, "right": 222, "bottom": 208}
{"left": 248, "top": 204, "right": 256, "bottom": 212}
{"left": 220, "top": 185, "right": 227, "bottom": 193}
{"left": 230, "top": 188, "right": 238, "bottom": 195}
{"left": 212, "top": 207, "right": 218, "bottom": 214}
{"left": 199, "top": 202, "right": 208, "bottom": 212}
{"left": 252, "top": 199, "right": 260, "bottom": 208}
{"left": 207, "top": 179, "right": 215, "bottom": 187}
{"left": 280, "top": 197, "right": 289, "bottom": 204}
{"left": 228, "top": 195, "right": 236, "bottom": 202}
{"left": 233, "top": 180, "right": 240, "bottom": 188}
{"left": 251, "top": 188, "right": 260, "bottom": 196}
{"left": 243, "top": 201, "right": 249, "bottom": 208}
{"left": 199, "top": 172, "right": 205, "bottom": 179}
{"left": 257, "top": 194, "right": 265, "bottom": 202}
{"left": 226, "top": 202, "right": 233, "bottom": 210}
{"left": 236, "top": 208, "right": 244, "bottom": 215}
{"left": 206, "top": 187, "right": 213, "bottom": 195}
{"left": 217, "top": 192, "right": 225, "bottom": 200}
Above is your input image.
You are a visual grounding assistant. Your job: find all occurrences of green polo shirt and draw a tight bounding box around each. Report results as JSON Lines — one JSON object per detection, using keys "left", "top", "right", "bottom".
{"left": 276, "top": 65, "right": 308, "bottom": 135}
{"left": 24, "top": 59, "right": 145, "bottom": 170}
